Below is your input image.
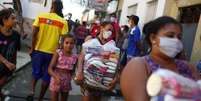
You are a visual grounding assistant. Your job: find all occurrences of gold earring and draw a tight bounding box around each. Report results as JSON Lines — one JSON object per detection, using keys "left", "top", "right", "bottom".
{"left": 152, "top": 41, "right": 156, "bottom": 44}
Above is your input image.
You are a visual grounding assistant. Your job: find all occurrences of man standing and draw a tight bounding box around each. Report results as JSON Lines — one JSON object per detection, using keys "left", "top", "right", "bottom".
{"left": 66, "top": 13, "right": 75, "bottom": 35}
{"left": 27, "top": 1, "right": 68, "bottom": 101}
{"left": 126, "top": 15, "right": 141, "bottom": 61}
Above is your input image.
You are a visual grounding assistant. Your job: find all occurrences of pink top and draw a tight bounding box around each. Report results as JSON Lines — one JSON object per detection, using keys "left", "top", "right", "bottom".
{"left": 56, "top": 49, "right": 77, "bottom": 70}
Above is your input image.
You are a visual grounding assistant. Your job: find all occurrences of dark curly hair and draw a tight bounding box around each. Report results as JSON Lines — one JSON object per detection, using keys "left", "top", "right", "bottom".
{"left": 0, "top": 8, "right": 14, "bottom": 26}
{"left": 52, "top": 0, "right": 64, "bottom": 17}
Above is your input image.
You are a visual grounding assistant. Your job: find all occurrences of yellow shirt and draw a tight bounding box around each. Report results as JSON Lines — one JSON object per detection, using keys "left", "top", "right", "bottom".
{"left": 33, "top": 13, "right": 68, "bottom": 54}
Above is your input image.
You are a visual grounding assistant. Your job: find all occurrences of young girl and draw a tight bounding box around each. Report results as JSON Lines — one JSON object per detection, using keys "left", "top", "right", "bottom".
{"left": 0, "top": 9, "right": 20, "bottom": 100}
{"left": 48, "top": 34, "right": 77, "bottom": 101}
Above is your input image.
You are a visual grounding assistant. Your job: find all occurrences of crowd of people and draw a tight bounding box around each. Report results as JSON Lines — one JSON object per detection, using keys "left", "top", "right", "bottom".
{"left": 0, "top": 0, "right": 200, "bottom": 101}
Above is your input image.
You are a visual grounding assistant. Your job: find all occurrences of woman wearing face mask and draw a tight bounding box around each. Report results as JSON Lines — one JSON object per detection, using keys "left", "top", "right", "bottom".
{"left": 120, "top": 16, "right": 199, "bottom": 101}
{"left": 75, "top": 21, "right": 119, "bottom": 101}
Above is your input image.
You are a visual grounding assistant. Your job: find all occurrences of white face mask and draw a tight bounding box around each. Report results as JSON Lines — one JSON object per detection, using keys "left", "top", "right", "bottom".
{"left": 103, "top": 31, "right": 112, "bottom": 39}
{"left": 159, "top": 37, "right": 183, "bottom": 58}
{"left": 95, "top": 20, "right": 100, "bottom": 24}
{"left": 110, "top": 17, "right": 115, "bottom": 22}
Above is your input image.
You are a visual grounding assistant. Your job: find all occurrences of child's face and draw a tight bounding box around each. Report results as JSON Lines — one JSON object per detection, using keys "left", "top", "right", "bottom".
{"left": 63, "top": 37, "right": 75, "bottom": 53}
{"left": 4, "top": 14, "right": 16, "bottom": 28}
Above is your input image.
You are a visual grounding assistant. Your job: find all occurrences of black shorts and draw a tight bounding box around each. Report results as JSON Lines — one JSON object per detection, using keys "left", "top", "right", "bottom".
{"left": 0, "top": 64, "right": 13, "bottom": 78}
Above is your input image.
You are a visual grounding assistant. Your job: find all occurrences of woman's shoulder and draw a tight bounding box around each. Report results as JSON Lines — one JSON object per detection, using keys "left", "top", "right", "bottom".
{"left": 124, "top": 57, "right": 148, "bottom": 73}
{"left": 82, "top": 38, "right": 99, "bottom": 47}
{"left": 120, "top": 57, "right": 150, "bottom": 101}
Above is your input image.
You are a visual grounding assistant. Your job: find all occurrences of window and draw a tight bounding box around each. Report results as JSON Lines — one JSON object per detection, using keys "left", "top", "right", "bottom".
{"left": 128, "top": 4, "right": 137, "bottom": 16}
{"left": 145, "top": 0, "right": 158, "bottom": 23}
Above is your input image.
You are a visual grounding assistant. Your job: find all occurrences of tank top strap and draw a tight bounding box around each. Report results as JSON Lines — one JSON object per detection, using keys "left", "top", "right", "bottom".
{"left": 144, "top": 55, "right": 195, "bottom": 79}
{"left": 144, "top": 55, "right": 160, "bottom": 73}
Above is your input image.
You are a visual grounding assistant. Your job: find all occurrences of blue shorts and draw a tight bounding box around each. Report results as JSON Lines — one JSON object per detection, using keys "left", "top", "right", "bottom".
{"left": 31, "top": 51, "right": 53, "bottom": 83}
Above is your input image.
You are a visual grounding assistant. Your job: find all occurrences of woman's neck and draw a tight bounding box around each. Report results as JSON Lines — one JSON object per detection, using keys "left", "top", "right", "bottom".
{"left": 150, "top": 51, "right": 175, "bottom": 65}
{"left": 98, "top": 35, "right": 108, "bottom": 45}
{"left": 63, "top": 50, "right": 72, "bottom": 56}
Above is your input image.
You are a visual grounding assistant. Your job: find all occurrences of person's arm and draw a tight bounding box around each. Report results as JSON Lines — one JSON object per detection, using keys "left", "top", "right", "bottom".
{"left": 48, "top": 52, "right": 59, "bottom": 83}
{"left": 75, "top": 50, "right": 85, "bottom": 83}
{"left": 0, "top": 54, "right": 15, "bottom": 71}
{"left": 134, "top": 30, "right": 141, "bottom": 50}
{"left": 84, "top": 35, "right": 92, "bottom": 42}
{"left": 0, "top": 54, "right": 8, "bottom": 65}
{"left": 115, "top": 26, "right": 120, "bottom": 42}
{"left": 31, "top": 15, "right": 40, "bottom": 53}
{"left": 30, "top": 26, "right": 39, "bottom": 53}
{"left": 108, "top": 72, "right": 118, "bottom": 90}
{"left": 120, "top": 58, "right": 149, "bottom": 101}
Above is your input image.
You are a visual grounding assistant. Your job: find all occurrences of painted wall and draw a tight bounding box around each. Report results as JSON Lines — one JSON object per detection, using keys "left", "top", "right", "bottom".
{"left": 0, "top": 0, "right": 51, "bottom": 19}
{"left": 0, "top": 0, "right": 13, "bottom": 10}
{"left": 191, "top": 15, "right": 201, "bottom": 64}
{"left": 163, "top": 0, "right": 201, "bottom": 63}
{"left": 119, "top": 0, "right": 166, "bottom": 29}
{"left": 62, "top": 0, "right": 85, "bottom": 21}
{"left": 21, "top": 0, "right": 52, "bottom": 19}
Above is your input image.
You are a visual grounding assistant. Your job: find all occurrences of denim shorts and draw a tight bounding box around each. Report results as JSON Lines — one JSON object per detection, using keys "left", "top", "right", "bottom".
{"left": 31, "top": 51, "right": 53, "bottom": 83}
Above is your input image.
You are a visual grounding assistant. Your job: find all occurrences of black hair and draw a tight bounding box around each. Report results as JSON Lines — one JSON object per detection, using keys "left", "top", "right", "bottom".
{"left": 60, "top": 34, "right": 75, "bottom": 49}
{"left": 130, "top": 15, "right": 139, "bottom": 25}
{"left": 52, "top": 0, "right": 64, "bottom": 17}
{"left": 62, "top": 34, "right": 75, "bottom": 43}
{"left": 0, "top": 8, "right": 14, "bottom": 26}
{"left": 82, "top": 21, "right": 87, "bottom": 26}
{"left": 143, "top": 16, "right": 182, "bottom": 47}
{"left": 100, "top": 21, "right": 112, "bottom": 27}
{"left": 123, "top": 25, "right": 129, "bottom": 33}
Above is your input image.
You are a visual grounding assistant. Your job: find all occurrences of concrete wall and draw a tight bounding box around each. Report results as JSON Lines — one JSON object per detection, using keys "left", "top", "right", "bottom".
{"left": 0, "top": 0, "right": 52, "bottom": 19}
{"left": 163, "top": 0, "right": 201, "bottom": 63}
{"left": 191, "top": 15, "right": 201, "bottom": 63}
{"left": 0, "top": 0, "right": 13, "bottom": 10}
{"left": 21, "top": 0, "right": 52, "bottom": 19}
{"left": 119, "top": 0, "right": 166, "bottom": 29}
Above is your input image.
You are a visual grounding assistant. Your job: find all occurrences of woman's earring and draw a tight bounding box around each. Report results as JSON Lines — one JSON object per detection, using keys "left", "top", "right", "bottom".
{"left": 152, "top": 41, "right": 156, "bottom": 45}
